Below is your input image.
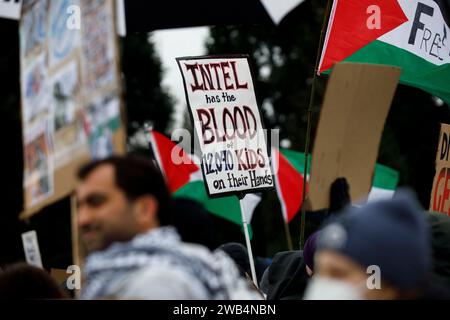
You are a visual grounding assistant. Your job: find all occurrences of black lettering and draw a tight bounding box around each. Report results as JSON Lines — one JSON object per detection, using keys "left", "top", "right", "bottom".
{"left": 441, "top": 132, "right": 449, "bottom": 161}
{"left": 409, "top": 3, "right": 434, "bottom": 45}
{"left": 430, "top": 33, "right": 443, "bottom": 60}
{"left": 420, "top": 28, "right": 432, "bottom": 52}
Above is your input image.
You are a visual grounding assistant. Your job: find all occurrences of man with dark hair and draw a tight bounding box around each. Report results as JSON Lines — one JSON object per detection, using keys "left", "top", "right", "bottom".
{"left": 77, "top": 155, "right": 259, "bottom": 300}
{"left": 77, "top": 155, "right": 172, "bottom": 252}
{"left": 0, "top": 264, "right": 68, "bottom": 300}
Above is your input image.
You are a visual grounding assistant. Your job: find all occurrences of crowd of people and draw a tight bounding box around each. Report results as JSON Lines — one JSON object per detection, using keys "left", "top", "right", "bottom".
{"left": 0, "top": 155, "right": 449, "bottom": 300}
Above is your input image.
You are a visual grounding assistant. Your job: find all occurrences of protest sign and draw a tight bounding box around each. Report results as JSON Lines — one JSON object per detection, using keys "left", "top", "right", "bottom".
{"left": 21, "top": 230, "right": 43, "bottom": 269}
{"left": 308, "top": 63, "right": 401, "bottom": 210}
{"left": 19, "top": 0, "right": 126, "bottom": 219}
{"left": 429, "top": 123, "right": 450, "bottom": 216}
{"left": 177, "top": 55, "right": 274, "bottom": 198}
{"left": 177, "top": 55, "right": 273, "bottom": 286}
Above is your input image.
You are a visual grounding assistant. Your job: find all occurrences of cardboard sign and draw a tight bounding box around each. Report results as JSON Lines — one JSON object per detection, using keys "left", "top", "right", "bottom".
{"left": 19, "top": 0, "right": 126, "bottom": 219}
{"left": 177, "top": 55, "right": 274, "bottom": 197}
{"left": 308, "top": 63, "right": 401, "bottom": 210}
{"left": 21, "top": 230, "right": 43, "bottom": 269}
{"left": 0, "top": 0, "right": 22, "bottom": 20}
{"left": 429, "top": 123, "right": 450, "bottom": 215}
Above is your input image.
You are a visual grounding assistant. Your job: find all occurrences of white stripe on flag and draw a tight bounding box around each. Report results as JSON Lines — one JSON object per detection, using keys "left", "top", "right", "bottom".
{"left": 260, "top": 0, "right": 305, "bottom": 25}
{"left": 367, "top": 186, "right": 395, "bottom": 202}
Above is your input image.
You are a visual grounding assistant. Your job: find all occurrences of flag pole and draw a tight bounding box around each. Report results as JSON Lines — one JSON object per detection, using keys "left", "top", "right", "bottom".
{"left": 284, "top": 220, "right": 293, "bottom": 251}
{"left": 238, "top": 193, "right": 258, "bottom": 287}
{"left": 300, "top": 0, "right": 333, "bottom": 249}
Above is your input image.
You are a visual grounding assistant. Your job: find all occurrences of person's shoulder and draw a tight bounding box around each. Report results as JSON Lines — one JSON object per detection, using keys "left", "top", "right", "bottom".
{"left": 272, "top": 250, "right": 303, "bottom": 265}
{"left": 111, "top": 264, "right": 209, "bottom": 300}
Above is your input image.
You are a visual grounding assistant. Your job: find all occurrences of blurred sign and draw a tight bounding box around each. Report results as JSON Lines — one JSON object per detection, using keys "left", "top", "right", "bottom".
{"left": 0, "top": 0, "right": 22, "bottom": 20}
{"left": 429, "top": 123, "right": 450, "bottom": 216}
{"left": 177, "top": 55, "right": 274, "bottom": 197}
{"left": 19, "top": 0, "right": 125, "bottom": 219}
{"left": 22, "top": 230, "right": 43, "bottom": 269}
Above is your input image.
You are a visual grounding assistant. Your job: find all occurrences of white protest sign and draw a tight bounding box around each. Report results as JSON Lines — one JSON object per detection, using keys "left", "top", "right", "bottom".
{"left": 0, "top": 0, "right": 22, "bottom": 20}
{"left": 177, "top": 55, "right": 274, "bottom": 197}
{"left": 21, "top": 230, "right": 43, "bottom": 268}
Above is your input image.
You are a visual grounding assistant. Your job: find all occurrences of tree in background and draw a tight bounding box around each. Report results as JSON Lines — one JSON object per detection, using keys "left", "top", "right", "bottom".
{"left": 121, "top": 33, "right": 174, "bottom": 150}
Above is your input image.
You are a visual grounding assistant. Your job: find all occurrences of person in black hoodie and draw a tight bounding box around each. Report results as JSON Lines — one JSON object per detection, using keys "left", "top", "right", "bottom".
{"left": 263, "top": 178, "right": 350, "bottom": 300}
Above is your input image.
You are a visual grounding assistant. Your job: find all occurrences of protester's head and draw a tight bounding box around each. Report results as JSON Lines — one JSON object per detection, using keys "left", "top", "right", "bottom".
{"left": 76, "top": 155, "right": 172, "bottom": 253}
{"left": 219, "top": 242, "right": 250, "bottom": 278}
{"left": 0, "top": 263, "right": 68, "bottom": 300}
{"left": 427, "top": 211, "right": 450, "bottom": 280}
{"left": 304, "top": 190, "right": 431, "bottom": 300}
{"left": 303, "top": 232, "right": 319, "bottom": 276}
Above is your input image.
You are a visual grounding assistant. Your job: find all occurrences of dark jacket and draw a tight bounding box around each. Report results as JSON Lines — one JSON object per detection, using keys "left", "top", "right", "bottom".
{"left": 266, "top": 251, "right": 309, "bottom": 300}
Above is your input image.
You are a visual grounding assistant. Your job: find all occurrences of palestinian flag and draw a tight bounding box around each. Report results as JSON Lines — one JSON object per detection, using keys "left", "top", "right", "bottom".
{"left": 319, "top": 0, "right": 450, "bottom": 104}
{"left": 273, "top": 148, "right": 400, "bottom": 222}
{"left": 272, "top": 148, "right": 309, "bottom": 223}
{"left": 148, "top": 130, "right": 261, "bottom": 226}
{"left": 148, "top": 130, "right": 199, "bottom": 193}
{"left": 368, "top": 164, "right": 400, "bottom": 202}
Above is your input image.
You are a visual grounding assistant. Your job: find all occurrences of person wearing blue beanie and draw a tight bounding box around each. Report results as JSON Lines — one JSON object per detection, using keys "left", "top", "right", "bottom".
{"left": 304, "top": 190, "right": 432, "bottom": 300}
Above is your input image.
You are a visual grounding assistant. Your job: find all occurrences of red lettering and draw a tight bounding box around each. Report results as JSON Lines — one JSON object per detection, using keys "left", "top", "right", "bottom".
{"left": 222, "top": 108, "right": 235, "bottom": 140}
{"left": 235, "top": 149, "right": 248, "bottom": 170}
{"left": 257, "top": 148, "right": 266, "bottom": 168}
{"left": 433, "top": 167, "right": 448, "bottom": 211}
{"left": 230, "top": 61, "right": 248, "bottom": 89}
{"left": 443, "top": 169, "right": 450, "bottom": 212}
{"left": 196, "top": 109, "right": 214, "bottom": 144}
{"left": 210, "top": 63, "right": 222, "bottom": 90}
{"left": 221, "top": 62, "right": 234, "bottom": 90}
{"left": 243, "top": 105, "right": 257, "bottom": 139}
{"left": 233, "top": 107, "right": 247, "bottom": 139}
{"left": 185, "top": 63, "right": 204, "bottom": 92}
{"left": 199, "top": 64, "right": 215, "bottom": 90}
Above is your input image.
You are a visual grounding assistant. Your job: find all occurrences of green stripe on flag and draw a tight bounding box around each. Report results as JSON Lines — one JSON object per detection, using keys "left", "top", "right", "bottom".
{"left": 280, "top": 148, "right": 311, "bottom": 175}
{"left": 174, "top": 180, "right": 252, "bottom": 237}
{"left": 373, "top": 164, "right": 399, "bottom": 191}
{"left": 280, "top": 148, "right": 399, "bottom": 192}
{"left": 342, "top": 40, "right": 450, "bottom": 104}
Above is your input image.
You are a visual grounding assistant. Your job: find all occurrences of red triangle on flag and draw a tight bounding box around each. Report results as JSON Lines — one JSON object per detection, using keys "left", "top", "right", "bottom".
{"left": 149, "top": 131, "right": 200, "bottom": 193}
{"left": 273, "top": 149, "right": 307, "bottom": 223}
{"left": 319, "top": 0, "right": 408, "bottom": 73}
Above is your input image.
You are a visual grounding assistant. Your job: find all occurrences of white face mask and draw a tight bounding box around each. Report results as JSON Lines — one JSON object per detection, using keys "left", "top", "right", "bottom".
{"left": 303, "top": 276, "right": 365, "bottom": 300}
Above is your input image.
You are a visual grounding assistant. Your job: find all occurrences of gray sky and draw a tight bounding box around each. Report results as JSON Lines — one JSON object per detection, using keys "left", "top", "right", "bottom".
{"left": 152, "top": 27, "right": 209, "bottom": 130}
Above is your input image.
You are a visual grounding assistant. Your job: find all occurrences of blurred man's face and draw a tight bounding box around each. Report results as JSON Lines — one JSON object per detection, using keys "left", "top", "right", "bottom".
{"left": 76, "top": 164, "right": 144, "bottom": 253}
{"left": 313, "top": 250, "right": 399, "bottom": 300}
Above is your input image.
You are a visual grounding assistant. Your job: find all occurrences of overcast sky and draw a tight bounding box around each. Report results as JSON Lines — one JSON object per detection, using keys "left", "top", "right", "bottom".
{"left": 152, "top": 27, "right": 209, "bottom": 130}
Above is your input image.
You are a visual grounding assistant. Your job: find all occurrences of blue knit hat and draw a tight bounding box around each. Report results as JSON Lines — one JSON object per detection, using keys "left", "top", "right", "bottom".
{"left": 316, "top": 189, "right": 431, "bottom": 290}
